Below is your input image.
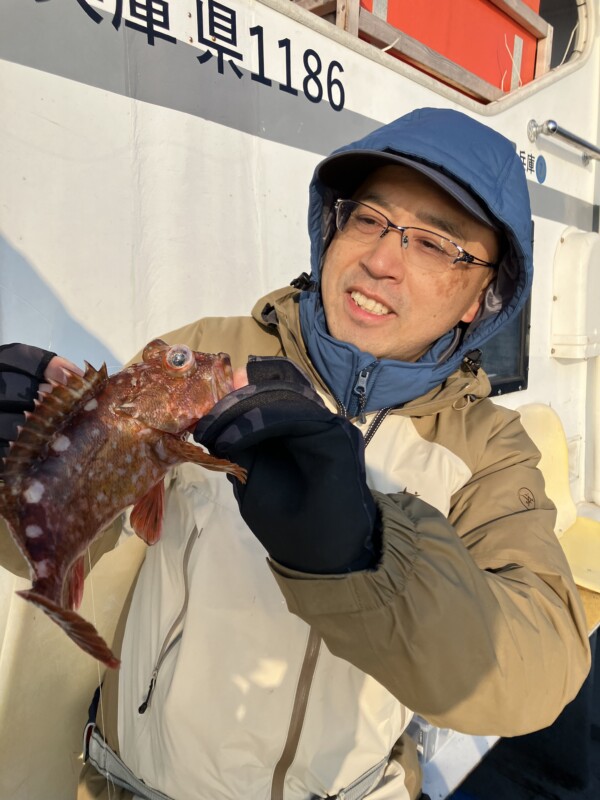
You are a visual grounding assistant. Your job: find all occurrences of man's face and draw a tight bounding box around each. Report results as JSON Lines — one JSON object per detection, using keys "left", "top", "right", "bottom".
{"left": 320, "top": 165, "right": 499, "bottom": 362}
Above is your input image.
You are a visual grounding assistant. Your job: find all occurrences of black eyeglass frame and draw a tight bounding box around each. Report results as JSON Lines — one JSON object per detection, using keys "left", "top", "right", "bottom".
{"left": 334, "top": 199, "right": 499, "bottom": 269}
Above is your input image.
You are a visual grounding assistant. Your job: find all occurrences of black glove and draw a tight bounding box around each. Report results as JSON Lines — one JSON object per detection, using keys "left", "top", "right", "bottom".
{"left": 195, "top": 357, "right": 379, "bottom": 574}
{"left": 0, "top": 343, "right": 56, "bottom": 461}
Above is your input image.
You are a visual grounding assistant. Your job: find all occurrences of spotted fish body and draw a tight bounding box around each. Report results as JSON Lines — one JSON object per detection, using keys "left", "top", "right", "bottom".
{"left": 0, "top": 339, "right": 246, "bottom": 668}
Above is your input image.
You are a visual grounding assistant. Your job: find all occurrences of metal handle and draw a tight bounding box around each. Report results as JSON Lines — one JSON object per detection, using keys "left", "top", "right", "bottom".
{"left": 527, "top": 119, "right": 600, "bottom": 165}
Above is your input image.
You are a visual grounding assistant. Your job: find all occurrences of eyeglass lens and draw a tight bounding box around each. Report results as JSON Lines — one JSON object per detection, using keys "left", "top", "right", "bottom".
{"left": 335, "top": 200, "right": 464, "bottom": 272}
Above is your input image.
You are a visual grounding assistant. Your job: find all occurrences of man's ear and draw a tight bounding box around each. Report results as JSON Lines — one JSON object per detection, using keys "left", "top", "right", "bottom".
{"left": 460, "top": 272, "right": 496, "bottom": 324}
{"left": 461, "top": 297, "right": 483, "bottom": 324}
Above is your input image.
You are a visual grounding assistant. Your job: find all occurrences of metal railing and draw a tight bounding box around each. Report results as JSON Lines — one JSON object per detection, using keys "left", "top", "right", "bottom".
{"left": 528, "top": 119, "right": 600, "bottom": 165}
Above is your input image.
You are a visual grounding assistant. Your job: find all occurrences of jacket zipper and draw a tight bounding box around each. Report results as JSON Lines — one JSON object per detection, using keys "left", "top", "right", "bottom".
{"left": 138, "top": 526, "right": 201, "bottom": 714}
{"left": 336, "top": 364, "right": 381, "bottom": 425}
{"left": 353, "top": 368, "right": 370, "bottom": 424}
{"left": 270, "top": 628, "right": 321, "bottom": 800}
{"left": 364, "top": 407, "right": 392, "bottom": 446}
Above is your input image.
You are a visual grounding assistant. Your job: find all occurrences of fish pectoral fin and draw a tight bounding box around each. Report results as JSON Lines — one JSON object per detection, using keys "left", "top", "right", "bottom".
{"left": 164, "top": 439, "right": 247, "bottom": 484}
{"left": 130, "top": 480, "right": 165, "bottom": 545}
{"left": 16, "top": 589, "right": 120, "bottom": 669}
{"left": 114, "top": 404, "right": 179, "bottom": 435}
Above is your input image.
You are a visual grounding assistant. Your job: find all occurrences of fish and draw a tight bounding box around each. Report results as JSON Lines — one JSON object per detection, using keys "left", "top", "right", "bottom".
{"left": 0, "top": 338, "right": 246, "bottom": 669}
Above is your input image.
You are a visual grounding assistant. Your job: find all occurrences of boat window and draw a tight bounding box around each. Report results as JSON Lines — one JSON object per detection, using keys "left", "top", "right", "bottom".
{"left": 481, "top": 298, "right": 531, "bottom": 396}
{"left": 539, "top": 0, "right": 581, "bottom": 67}
{"left": 480, "top": 220, "right": 536, "bottom": 396}
{"left": 293, "top": 0, "right": 589, "bottom": 104}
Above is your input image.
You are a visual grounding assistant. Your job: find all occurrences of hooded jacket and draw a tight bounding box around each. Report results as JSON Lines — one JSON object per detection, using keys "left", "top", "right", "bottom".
{"left": 69, "top": 287, "right": 589, "bottom": 800}
{"left": 0, "top": 109, "right": 591, "bottom": 800}
{"left": 299, "top": 107, "right": 532, "bottom": 414}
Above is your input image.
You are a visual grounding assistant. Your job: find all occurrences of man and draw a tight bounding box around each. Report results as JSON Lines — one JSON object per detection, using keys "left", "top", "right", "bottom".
{"left": 0, "top": 108, "right": 591, "bottom": 800}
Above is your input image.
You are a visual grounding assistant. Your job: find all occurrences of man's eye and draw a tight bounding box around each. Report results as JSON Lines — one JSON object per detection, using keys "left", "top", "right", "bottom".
{"left": 355, "top": 214, "right": 381, "bottom": 228}
{"left": 415, "top": 235, "right": 445, "bottom": 253}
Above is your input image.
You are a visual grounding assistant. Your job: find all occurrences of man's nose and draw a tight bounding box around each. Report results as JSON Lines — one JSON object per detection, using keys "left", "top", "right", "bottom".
{"left": 360, "top": 229, "right": 407, "bottom": 279}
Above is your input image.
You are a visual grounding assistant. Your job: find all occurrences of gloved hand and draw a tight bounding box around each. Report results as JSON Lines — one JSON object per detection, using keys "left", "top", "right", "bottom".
{"left": 0, "top": 344, "right": 82, "bottom": 462}
{"left": 0, "top": 343, "right": 55, "bottom": 461}
{"left": 194, "top": 357, "right": 380, "bottom": 574}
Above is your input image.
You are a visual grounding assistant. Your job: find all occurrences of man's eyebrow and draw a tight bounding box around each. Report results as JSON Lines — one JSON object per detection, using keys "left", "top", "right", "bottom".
{"left": 356, "top": 191, "right": 389, "bottom": 209}
{"left": 355, "top": 191, "right": 467, "bottom": 242}
{"left": 415, "top": 212, "right": 466, "bottom": 242}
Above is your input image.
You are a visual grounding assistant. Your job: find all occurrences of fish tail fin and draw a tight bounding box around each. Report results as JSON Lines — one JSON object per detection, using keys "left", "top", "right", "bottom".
{"left": 16, "top": 589, "right": 120, "bottom": 669}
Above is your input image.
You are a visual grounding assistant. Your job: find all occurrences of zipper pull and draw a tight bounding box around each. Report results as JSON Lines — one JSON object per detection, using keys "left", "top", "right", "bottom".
{"left": 353, "top": 369, "right": 370, "bottom": 424}
{"left": 138, "top": 669, "right": 158, "bottom": 714}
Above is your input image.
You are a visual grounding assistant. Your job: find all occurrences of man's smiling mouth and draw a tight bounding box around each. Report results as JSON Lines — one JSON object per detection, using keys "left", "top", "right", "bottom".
{"left": 350, "top": 290, "right": 391, "bottom": 316}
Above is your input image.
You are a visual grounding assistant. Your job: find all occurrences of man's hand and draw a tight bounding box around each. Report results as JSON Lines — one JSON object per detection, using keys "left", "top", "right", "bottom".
{"left": 0, "top": 345, "right": 83, "bottom": 461}
{"left": 39, "top": 355, "right": 85, "bottom": 394}
{"left": 195, "top": 357, "right": 379, "bottom": 574}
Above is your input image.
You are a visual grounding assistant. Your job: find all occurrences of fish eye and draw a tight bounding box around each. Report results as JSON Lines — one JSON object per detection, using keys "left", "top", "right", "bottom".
{"left": 164, "top": 345, "right": 196, "bottom": 375}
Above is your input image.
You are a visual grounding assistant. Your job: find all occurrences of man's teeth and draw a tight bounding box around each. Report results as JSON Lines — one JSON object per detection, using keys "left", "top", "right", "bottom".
{"left": 351, "top": 291, "right": 390, "bottom": 316}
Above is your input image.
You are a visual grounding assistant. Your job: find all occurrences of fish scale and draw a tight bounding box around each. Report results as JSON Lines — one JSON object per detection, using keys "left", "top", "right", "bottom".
{"left": 0, "top": 339, "right": 246, "bottom": 668}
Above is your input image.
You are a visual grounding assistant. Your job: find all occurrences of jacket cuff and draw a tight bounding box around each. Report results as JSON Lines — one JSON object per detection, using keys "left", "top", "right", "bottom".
{"left": 0, "top": 343, "right": 56, "bottom": 379}
{"left": 269, "top": 491, "right": 447, "bottom": 616}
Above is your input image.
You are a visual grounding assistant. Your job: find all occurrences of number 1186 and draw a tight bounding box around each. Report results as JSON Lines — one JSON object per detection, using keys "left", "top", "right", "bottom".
{"left": 249, "top": 25, "right": 345, "bottom": 112}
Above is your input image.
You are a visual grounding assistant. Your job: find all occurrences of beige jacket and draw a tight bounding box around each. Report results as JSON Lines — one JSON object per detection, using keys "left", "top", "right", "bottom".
{"left": 0, "top": 287, "right": 591, "bottom": 800}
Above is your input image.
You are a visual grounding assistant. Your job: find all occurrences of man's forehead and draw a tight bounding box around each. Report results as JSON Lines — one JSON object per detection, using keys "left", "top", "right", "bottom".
{"left": 354, "top": 167, "right": 473, "bottom": 241}
{"left": 355, "top": 163, "right": 450, "bottom": 198}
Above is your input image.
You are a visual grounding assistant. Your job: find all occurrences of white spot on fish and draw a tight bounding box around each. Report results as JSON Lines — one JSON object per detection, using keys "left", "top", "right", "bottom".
{"left": 35, "top": 559, "right": 51, "bottom": 578}
{"left": 96, "top": 492, "right": 107, "bottom": 503}
{"left": 125, "top": 454, "right": 132, "bottom": 464}
{"left": 25, "top": 525, "right": 44, "bottom": 539}
{"left": 84, "top": 398, "right": 98, "bottom": 411}
{"left": 24, "top": 481, "right": 45, "bottom": 504}
{"left": 133, "top": 466, "right": 144, "bottom": 483}
{"left": 51, "top": 435, "right": 71, "bottom": 452}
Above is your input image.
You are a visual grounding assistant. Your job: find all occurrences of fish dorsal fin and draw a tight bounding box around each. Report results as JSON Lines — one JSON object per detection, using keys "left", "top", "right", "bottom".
{"left": 3, "top": 362, "right": 109, "bottom": 479}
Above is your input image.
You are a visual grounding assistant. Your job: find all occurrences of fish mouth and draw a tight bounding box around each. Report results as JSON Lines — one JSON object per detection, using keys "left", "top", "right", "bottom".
{"left": 212, "top": 353, "right": 235, "bottom": 402}
{"left": 185, "top": 353, "right": 236, "bottom": 434}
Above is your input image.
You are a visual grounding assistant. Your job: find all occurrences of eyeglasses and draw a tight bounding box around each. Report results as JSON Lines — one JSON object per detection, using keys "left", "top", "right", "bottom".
{"left": 334, "top": 199, "right": 498, "bottom": 273}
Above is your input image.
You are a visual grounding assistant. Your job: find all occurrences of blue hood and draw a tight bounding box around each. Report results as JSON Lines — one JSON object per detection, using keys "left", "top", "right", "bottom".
{"left": 299, "top": 107, "right": 533, "bottom": 415}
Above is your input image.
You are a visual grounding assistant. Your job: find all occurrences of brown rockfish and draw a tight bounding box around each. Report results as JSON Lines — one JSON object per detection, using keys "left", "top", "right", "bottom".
{"left": 0, "top": 339, "right": 246, "bottom": 668}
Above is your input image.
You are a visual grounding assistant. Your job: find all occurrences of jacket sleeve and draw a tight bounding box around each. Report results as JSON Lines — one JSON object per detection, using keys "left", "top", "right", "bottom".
{"left": 269, "top": 406, "right": 591, "bottom": 737}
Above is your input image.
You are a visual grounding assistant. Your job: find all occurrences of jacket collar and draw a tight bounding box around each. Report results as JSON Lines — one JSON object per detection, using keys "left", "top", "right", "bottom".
{"left": 252, "top": 287, "right": 491, "bottom": 418}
